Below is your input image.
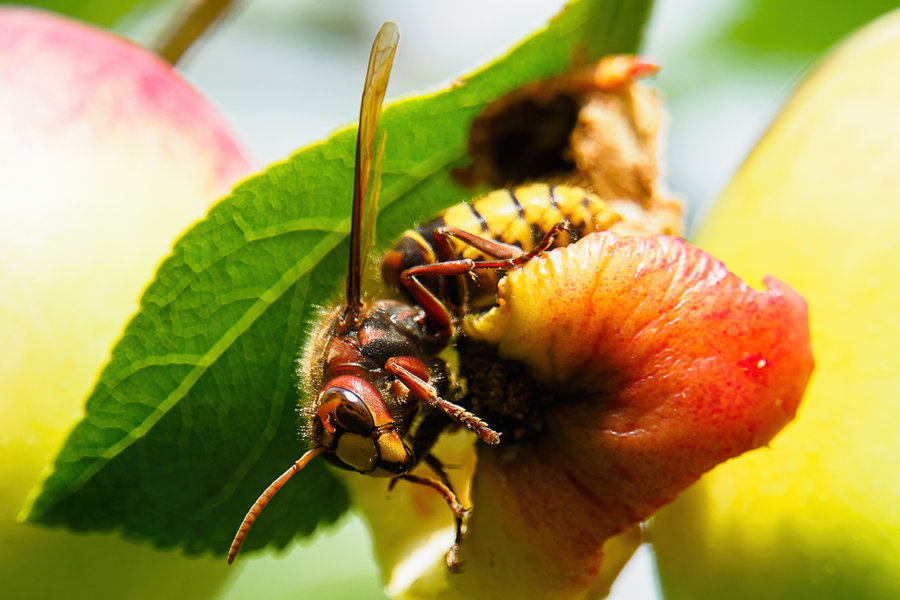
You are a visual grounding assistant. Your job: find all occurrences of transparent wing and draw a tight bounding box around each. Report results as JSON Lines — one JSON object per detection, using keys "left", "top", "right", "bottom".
{"left": 361, "top": 129, "right": 387, "bottom": 286}
{"left": 346, "top": 22, "right": 399, "bottom": 315}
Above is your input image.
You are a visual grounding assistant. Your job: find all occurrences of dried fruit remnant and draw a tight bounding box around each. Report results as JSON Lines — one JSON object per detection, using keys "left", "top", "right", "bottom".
{"left": 455, "top": 55, "right": 682, "bottom": 238}
{"left": 569, "top": 84, "right": 682, "bottom": 237}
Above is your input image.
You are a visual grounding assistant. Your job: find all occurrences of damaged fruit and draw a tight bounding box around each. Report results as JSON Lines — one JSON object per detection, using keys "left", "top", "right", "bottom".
{"left": 451, "top": 232, "right": 813, "bottom": 599}
{"left": 344, "top": 57, "right": 813, "bottom": 596}
{"left": 349, "top": 229, "right": 813, "bottom": 599}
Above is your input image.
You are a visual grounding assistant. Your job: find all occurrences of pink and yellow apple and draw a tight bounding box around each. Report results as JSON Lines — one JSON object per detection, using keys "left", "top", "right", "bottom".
{"left": 0, "top": 8, "right": 252, "bottom": 599}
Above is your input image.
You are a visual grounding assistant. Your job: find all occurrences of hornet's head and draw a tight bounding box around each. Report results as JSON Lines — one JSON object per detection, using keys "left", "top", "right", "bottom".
{"left": 314, "top": 375, "right": 414, "bottom": 477}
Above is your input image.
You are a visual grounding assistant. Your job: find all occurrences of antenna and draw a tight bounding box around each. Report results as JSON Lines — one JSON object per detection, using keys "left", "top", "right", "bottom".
{"left": 227, "top": 447, "right": 325, "bottom": 564}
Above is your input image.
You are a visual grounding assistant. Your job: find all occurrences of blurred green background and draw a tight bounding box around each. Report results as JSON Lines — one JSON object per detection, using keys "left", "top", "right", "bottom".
{"left": 3, "top": 0, "right": 896, "bottom": 598}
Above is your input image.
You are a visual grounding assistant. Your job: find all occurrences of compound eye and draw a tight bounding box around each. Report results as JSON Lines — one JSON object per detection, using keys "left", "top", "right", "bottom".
{"left": 318, "top": 387, "right": 375, "bottom": 435}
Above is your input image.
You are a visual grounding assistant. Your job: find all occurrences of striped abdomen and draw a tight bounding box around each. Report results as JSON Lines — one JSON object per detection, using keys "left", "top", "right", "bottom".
{"left": 382, "top": 183, "right": 621, "bottom": 310}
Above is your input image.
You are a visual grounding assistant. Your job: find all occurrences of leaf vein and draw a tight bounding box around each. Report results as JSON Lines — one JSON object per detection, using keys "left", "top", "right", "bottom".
{"left": 53, "top": 228, "right": 347, "bottom": 501}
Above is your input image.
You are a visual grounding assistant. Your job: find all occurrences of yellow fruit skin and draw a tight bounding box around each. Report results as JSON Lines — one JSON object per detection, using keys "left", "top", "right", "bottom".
{"left": 652, "top": 8, "right": 900, "bottom": 600}
{"left": 0, "top": 8, "right": 251, "bottom": 599}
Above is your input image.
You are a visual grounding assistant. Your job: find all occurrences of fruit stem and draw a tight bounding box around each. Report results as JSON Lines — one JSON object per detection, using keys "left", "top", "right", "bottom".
{"left": 153, "top": 0, "right": 238, "bottom": 65}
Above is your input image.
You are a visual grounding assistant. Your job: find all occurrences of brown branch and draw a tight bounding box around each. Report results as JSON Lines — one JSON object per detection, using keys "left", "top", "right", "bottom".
{"left": 153, "top": 0, "right": 240, "bottom": 65}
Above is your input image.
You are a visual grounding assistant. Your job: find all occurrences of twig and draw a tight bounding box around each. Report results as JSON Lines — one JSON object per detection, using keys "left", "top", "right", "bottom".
{"left": 153, "top": 0, "right": 240, "bottom": 65}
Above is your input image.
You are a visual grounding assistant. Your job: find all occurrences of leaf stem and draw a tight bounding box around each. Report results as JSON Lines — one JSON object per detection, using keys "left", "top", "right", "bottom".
{"left": 153, "top": 0, "right": 239, "bottom": 65}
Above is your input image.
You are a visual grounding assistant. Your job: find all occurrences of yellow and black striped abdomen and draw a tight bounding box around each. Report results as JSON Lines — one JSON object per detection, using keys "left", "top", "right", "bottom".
{"left": 381, "top": 183, "right": 620, "bottom": 309}
{"left": 440, "top": 184, "right": 620, "bottom": 260}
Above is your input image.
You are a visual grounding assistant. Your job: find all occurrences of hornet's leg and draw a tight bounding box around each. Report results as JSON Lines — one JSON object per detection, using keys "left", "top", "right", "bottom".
{"left": 400, "top": 221, "right": 574, "bottom": 334}
{"left": 385, "top": 357, "right": 500, "bottom": 445}
{"left": 431, "top": 226, "right": 524, "bottom": 262}
{"left": 401, "top": 471, "right": 469, "bottom": 572}
{"left": 424, "top": 452, "right": 456, "bottom": 492}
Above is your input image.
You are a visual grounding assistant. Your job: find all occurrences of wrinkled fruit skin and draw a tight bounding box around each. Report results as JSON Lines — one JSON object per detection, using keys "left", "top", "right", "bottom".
{"left": 0, "top": 8, "right": 251, "bottom": 599}
{"left": 455, "top": 232, "right": 812, "bottom": 598}
{"left": 652, "top": 8, "right": 900, "bottom": 600}
{"left": 349, "top": 230, "right": 811, "bottom": 600}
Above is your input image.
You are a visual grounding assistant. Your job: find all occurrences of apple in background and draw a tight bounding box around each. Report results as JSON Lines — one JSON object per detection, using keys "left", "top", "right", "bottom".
{"left": 0, "top": 8, "right": 252, "bottom": 599}
{"left": 652, "top": 8, "right": 900, "bottom": 600}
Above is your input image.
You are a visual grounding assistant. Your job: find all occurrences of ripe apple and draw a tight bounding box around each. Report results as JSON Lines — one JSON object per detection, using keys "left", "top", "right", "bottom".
{"left": 652, "top": 8, "right": 900, "bottom": 599}
{"left": 0, "top": 8, "right": 252, "bottom": 599}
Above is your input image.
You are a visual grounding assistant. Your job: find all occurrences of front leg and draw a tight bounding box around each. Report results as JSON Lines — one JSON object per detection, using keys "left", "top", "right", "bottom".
{"left": 385, "top": 356, "right": 500, "bottom": 445}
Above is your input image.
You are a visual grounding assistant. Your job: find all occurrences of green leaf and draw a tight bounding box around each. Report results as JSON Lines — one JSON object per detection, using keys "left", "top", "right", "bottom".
{"left": 4, "top": 0, "right": 152, "bottom": 28}
{"left": 24, "top": 0, "right": 653, "bottom": 556}
{"left": 724, "top": 0, "right": 898, "bottom": 55}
